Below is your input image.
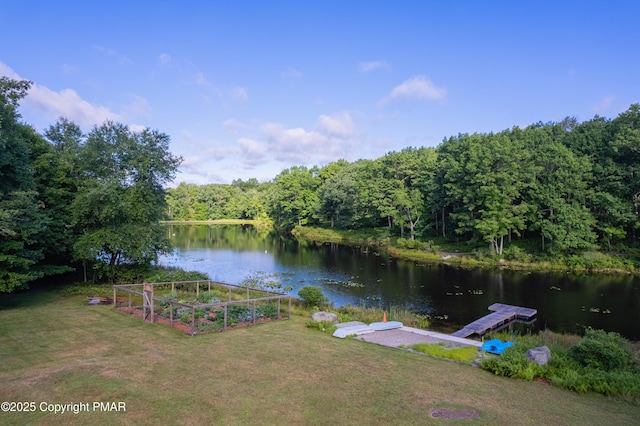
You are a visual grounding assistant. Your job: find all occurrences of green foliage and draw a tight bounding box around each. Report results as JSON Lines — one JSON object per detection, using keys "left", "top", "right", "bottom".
{"left": 568, "top": 328, "right": 635, "bottom": 371}
{"left": 70, "top": 122, "right": 182, "bottom": 283}
{"left": 410, "top": 343, "right": 479, "bottom": 362}
{"left": 180, "top": 312, "right": 192, "bottom": 324}
{"left": 480, "top": 329, "right": 640, "bottom": 400}
{"left": 481, "top": 345, "right": 541, "bottom": 378}
{"left": 0, "top": 78, "right": 47, "bottom": 291}
{"left": 297, "top": 286, "right": 328, "bottom": 308}
{"left": 257, "top": 302, "right": 279, "bottom": 319}
{"left": 195, "top": 291, "right": 221, "bottom": 305}
{"left": 501, "top": 245, "right": 532, "bottom": 262}
{"left": 270, "top": 166, "right": 320, "bottom": 229}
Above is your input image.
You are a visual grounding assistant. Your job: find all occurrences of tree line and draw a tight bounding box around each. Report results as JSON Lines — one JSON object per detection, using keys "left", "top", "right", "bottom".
{"left": 1, "top": 78, "right": 181, "bottom": 291}
{"left": 167, "top": 104, "right": 640, "bottom": 259}
{"left": 3, "top": 72, "right": 640, "bottom": 291}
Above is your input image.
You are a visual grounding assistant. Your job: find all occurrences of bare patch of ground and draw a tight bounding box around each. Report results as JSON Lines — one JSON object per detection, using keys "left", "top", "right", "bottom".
{"left": 430, "top": 407, "right": 480, "bottom": 419}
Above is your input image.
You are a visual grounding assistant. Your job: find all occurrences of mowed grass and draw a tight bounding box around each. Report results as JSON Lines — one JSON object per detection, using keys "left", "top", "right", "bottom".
{"left": 1, "top": 289, "right": 639, "bottom": 425}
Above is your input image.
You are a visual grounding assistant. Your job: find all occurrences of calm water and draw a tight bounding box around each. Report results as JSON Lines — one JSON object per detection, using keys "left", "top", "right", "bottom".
{"left": 159, "top": 225, "right": 640, "bottom": 340}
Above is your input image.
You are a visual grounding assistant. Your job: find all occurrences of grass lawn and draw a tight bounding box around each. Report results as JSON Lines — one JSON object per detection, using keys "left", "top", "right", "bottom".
{"left": 1, "top": 288, "right": 639, "bottom": 425}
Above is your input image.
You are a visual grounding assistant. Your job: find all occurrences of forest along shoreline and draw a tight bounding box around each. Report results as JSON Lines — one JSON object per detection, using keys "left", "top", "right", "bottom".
{"left": 162, "top": 221, "right": 638, "bottom": 276}
{"left": 291, "top": 226, "right": 638, "bottom": 275}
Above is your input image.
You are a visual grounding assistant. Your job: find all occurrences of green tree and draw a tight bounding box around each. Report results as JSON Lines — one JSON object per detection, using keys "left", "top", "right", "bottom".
{"left": 72, "top": 121, "right": 182, "bottom": 282}
{"left": 317, "top": 162, "right": 364, "bottom": 228}
{"left": 561, "top": 116, "right": 633, "bottom": 250}
{"left": 0, "top": 78, "right": 47, "bottom": 291}
{"left": 438, "top": 131, "right": 529, "bottom": 253}
{"left": 611, "top": 104, "right": 640, "bottom": 244}
{"left": 269, "top": 166, "right": 319, "bottom": 228}
{"left": 526, "top": 125, "right": 596, "bottom": 253}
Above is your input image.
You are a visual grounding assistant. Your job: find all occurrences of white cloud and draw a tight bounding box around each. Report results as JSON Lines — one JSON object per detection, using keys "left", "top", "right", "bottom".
{"left": 92, "top": 45, "right": 132, "bottom": 65}
{"left": 195, "top": 71, "right": 212, "bottom": 87}
{"left": 261, "top": 112, "right": 357, "bottom": 164}
{"left": 0, "top": 62, "right": 20, "bottom": 79}
{"left": 230, "top": 86, "right": 248, "bottom": 102}
{"left": 158, "top": 53, "right": 172, "bottom": 65}
{"left": 1, "top": 62, "right": 152, "bottom": 130}
{"left": 359, "top": 61, "right": 389, "bottom": 73}
{"left": 25, "top": 84, "right": 120, "bottom": 128}
{"left": 237, "top": 137, "right": 268, "bottom": 166}
{"left": 281, "top": 66, "right": 302, "bottom": 80}
{"left": 222, "top": 118, "right": 246, "bottom": 134}
{"left": 316, "top": 112, "right": 354, "bottom": 137}
{"left": 61, "top": 63, "right": 78, "bottom": 74}
{"left": 592, "top": 96, "right": 614, "bottom": 115}
{"left": 379, "top": 75, "right": 446, "bottom": 106}
{"left": 123, "top": 94, "right": 151, "bottom": 118}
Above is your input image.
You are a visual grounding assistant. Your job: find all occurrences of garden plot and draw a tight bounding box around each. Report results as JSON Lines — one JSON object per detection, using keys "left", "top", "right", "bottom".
{"left": 113, "top": 280, "right": 292, "bottom": 335}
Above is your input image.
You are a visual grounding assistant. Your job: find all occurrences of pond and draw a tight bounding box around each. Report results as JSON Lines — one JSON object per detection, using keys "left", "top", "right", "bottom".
{"left": 159, "top": 224, "right": 640, "bottom": 340}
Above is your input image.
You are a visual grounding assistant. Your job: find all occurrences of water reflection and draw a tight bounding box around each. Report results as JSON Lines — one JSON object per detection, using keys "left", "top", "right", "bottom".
{"left": 159, "top": 225, "right": 640, "bottom": 340}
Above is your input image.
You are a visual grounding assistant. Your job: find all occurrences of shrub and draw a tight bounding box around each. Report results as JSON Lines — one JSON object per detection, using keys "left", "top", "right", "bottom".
{"left": 297, "top": 286, "right": 328, "bottom": 308}
{"left": 502, "top": 245, "right": 532, "bottom": 262}
{"left": 481, "top": 345, "right": 538, "bottom": 378}
{"left": 569, "top": 328, "right": 635, "bottom": 371}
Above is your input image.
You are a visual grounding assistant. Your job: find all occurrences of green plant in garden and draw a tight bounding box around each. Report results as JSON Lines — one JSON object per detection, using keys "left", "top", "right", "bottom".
{"left": 196, "top": 291, "right": 220, "bottom": 304}
{"left": 257, "top": 303, "right": 279, "bottom": 319}
{"left": 180, "top": 312, "right": 192, "bottom": 324}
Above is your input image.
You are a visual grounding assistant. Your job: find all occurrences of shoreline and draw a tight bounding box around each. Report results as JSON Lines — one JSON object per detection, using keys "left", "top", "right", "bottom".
{"left": 160, "top": 221, "right": 638, "bottom": 276}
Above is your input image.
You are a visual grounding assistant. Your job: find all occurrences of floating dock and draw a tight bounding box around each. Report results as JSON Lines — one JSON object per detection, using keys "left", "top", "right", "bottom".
{"left": 451, "top": 303, "right": 537, "bottom": 338}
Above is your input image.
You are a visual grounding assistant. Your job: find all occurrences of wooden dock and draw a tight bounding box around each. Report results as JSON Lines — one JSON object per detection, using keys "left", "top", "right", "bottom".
{"left": 451, "top": 303, "right": 537, "bottom": 338}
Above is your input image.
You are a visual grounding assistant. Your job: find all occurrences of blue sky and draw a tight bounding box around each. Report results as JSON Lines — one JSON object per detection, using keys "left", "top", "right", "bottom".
{"left": 1, "top": 1, "right": 639, "bottom": 185}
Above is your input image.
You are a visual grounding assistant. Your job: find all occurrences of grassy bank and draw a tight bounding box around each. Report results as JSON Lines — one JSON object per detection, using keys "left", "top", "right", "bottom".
{"left": 161, "top": 219, "right": 264, "bottom": 225}
{"left": 292, "top": 225, "right": 638, "bottom": 274}
{"left": 1, "top": 287, "right": 639, "bottom": 425}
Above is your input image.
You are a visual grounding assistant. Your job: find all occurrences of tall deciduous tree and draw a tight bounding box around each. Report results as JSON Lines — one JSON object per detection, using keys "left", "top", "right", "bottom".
{"left": 0, "top": 78, "right": 47, "bottom": 291}
{"left": 71, "top": 121, "right": 182, "bottom": 282}
{"left": 526, "top": 125, "right": 596, "bottom": 253}
{"left": 438, "top": 131, "right": 530, "bottom": 253}
{"left": 269, "top": 166, "right": 319, "bottom": 228}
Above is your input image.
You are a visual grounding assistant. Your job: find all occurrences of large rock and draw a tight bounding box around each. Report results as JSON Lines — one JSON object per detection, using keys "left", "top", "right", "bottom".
{"left": 311, "top": 311, "right": 338, "bottom": 323}
{"left": 526, "top": 346, "right": 551, "bottom": 366}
